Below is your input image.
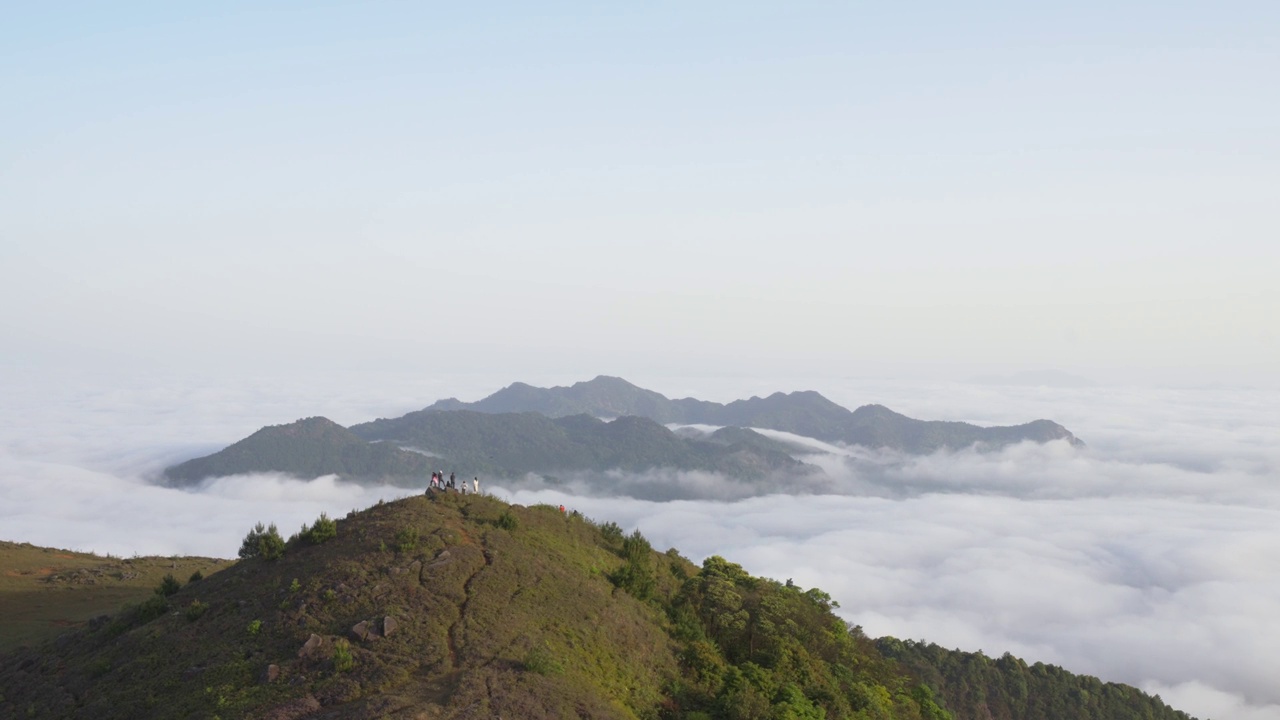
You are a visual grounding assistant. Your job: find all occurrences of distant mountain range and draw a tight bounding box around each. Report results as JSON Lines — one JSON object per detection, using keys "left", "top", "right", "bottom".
{"left": 426, "top": 375, "right": 1083, "bottom": 452}
{"left": 163, "top": 376, "right": 1082, "bottom": 487}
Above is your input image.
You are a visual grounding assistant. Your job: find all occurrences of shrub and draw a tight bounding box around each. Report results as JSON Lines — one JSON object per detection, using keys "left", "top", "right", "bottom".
{"left": 289, "top": 578, "right": 301, "bottom": 593}
{"left": 185, "top": 599, "right": 208, "bottom": 622}
{"left": 609, "top": 529, "right": 655, "bottom": 599}
{"left": 188, "top": 570, "right": 204, "bottom": 583}
{"left": 246, "top": 620, "right": 262, "bottom": 636}
{"left": 524, "top": 644, "right": 564, "bottom": 676}
{"left": 622, "top": 529, "right": 652, "bottom": 563}
{"left": 600, "top": 521, "right": 623, "bottom": 542}
{"left": 332, "top": 639, "right": 354, "bottom": 673}
{"left": 239, "top": 522, "right": 286, "bottom": 561}
{"left": 155, "top": 573, "right": 181, "bottom": 597}
{"left": 305, "top": 512, "right": 338, "bottom": 544}
{"left": 295, "top": 512, "right": 338, "bottom": 546}
{"left": 495, "top": 511, "right": 519, "bottom": 531}
{"left": 394, "top": 527, "right": 419, "bottom": 554}
{"left": 136, "top": 594, "right": 170, "bottom": 623}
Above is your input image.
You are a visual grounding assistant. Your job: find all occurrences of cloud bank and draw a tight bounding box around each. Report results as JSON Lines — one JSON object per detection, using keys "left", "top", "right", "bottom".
{"left": 1, "top": 370, "right": 1276, "bottom": 720}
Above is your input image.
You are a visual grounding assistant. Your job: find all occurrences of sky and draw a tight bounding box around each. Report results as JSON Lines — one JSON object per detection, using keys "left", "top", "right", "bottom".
{"left": 2, "top": 3, "right": 1279, "bottom": 719}
{"left": 2, "top": 1, "right": 1277, "bottom": 382}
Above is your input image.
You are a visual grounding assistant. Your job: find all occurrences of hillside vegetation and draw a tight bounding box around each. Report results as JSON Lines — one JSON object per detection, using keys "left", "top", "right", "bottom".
{"left": 879, "top": 640, "right": 1191, "bottom": 720}
{"left": 0, "top": 494, "right": 1192, "bottom": 720}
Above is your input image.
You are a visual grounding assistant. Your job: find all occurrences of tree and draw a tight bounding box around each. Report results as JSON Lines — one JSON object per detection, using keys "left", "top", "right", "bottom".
{"left": 239, "top": 522, "right": 285, "bottom": 560}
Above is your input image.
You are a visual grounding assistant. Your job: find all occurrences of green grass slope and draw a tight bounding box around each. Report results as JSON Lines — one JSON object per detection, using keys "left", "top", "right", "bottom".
{"left": 0, "top": 541, "right": 226, "bottom": 652}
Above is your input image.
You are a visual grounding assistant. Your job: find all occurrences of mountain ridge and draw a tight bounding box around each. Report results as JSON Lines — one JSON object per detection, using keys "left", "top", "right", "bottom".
{"left": 425, "top": 375, "right": 1084, "bottom": 452}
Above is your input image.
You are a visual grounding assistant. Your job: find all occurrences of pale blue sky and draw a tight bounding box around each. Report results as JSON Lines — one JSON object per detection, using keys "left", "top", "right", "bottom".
{"left": 2, "top": 2, "right": 1276, "bottom": 382}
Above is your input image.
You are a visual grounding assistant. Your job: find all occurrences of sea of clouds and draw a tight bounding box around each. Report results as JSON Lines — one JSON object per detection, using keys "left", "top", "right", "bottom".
{"left": 1, "top": 368, "right": 1276, "bottom": 720}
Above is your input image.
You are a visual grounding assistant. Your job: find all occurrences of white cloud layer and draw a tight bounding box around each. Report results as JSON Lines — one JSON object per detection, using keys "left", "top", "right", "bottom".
{"left": 1, "top": 370, "right": 1276, "bottom": 720}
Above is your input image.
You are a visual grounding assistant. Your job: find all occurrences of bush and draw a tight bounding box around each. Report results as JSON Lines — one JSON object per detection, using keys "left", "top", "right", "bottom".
{"left": 332, "top": 639, "right": 354, "bottom": 673}
{"left": 495, "top": 511, "right": 519, "bottom": 531}
{"left": 600, "top": 521, "right": 623, "bottom": 542}
{"left": 239, "top": 522, "right": 286, "bottom": 561}
{"left": 295, "top": 512, "right": 338, "bottom": 546}
{"left": 524, "top": 644, "right": 564, "bottom": 676}
{"left": 609, "top": 529, "right": 655, "bottom": 599}
{"left": 188, "top": 570, "right": 204, "bottom": 583}
{"left": 185, "top": 599, "right": 208, "bottom": 622}
{"left": 394, "top": 527, "right": 419, "bottom": 554}
{"left": 246, "top": 619, "right": 262, "bottom": 636}
{"left": 155, "top": 573, "right": 181, "bottom": 597}
{"left": 289, "top": 578, "right": 301, "bottom": 593}
{"left": 136, "top": 594, "right": 169, "bottom": 623}
{"left": 622, "top": 529, "right": 652, "bottom": 562}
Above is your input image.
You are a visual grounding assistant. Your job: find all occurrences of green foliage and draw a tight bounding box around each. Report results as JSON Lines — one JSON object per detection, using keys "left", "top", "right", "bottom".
{"left": 105, "top": 593, "right": 170, "bottom": 636}
{"left": 296, "top": 512, "right": 338, "bottom": 546}
{"left": 495, "top": 510, "right": 519, "bottom": 530}
{"left": 394, "top": 527, "right": 419, "bottom": 554}
{"left": 185, "top": 599, "right": 208, "bottom": 622}
{"left": 289, "top": 578, "right": 301, "bottom": 593}
{"left": 245, "top": 619, "right": 262, "bottom": 636}
{"left": 609, "top": 528, "right": 656, "bottom": 599}
{"left": 879, "top": 640, "right": 1193, "bottom": 720}
{"left": 332, "top": 638, "right": 354, "bottom": 673}
{"left": 600, "top": 521, "right": 623, "bottom": 542}
{"left": 238, "top": 522, "right": 285, "bottom": 561}
{"left": 155, "top": 573, "right": 181, "bottom": 597}
{"left": 662, "top": 555, "right": 956, "bottom": 720}
{"left": 524, "top": 644, "right": 565, "bottom": 676}
{"left": 188, "top": 570, "right": 204, "bottom": 583}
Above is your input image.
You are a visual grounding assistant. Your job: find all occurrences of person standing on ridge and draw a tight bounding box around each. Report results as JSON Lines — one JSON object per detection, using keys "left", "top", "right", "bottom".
{"left": 449, "top": 471, "right": 456, "bottom": 488}
{"left": 473, "top": 477, "right": 479, "bottom": 494}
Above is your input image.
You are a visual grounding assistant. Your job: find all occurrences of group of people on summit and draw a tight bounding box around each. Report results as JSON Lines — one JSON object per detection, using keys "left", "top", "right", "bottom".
{"left": 429, "top": 470, "right": 479, "bottom": 495}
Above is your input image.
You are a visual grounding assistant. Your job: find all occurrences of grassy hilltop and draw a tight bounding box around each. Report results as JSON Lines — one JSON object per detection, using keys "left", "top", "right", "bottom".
{"left": 0, "top": 541, "right": 226, "bottom": 652}
{"left": 0, "top": 494, "right": 1192, "bottom": 720}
